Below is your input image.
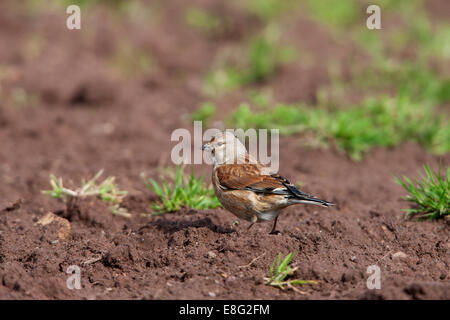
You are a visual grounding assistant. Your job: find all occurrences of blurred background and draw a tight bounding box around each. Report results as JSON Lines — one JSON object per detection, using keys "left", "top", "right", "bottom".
{"left": 0, "top": 0, "right": 448, "bottom": 198}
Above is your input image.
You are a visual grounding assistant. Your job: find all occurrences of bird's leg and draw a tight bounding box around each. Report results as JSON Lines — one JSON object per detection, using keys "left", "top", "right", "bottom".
{"left": 247, "top": 215, "right": 258, "bottom": 230}
{"left": 269, "top": 216, "right": 280, "bottom": 235}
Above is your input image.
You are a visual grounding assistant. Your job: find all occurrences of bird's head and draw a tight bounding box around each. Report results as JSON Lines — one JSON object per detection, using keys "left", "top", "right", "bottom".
{"left": 202, "top": 131, "right": 247, "bottom": 166}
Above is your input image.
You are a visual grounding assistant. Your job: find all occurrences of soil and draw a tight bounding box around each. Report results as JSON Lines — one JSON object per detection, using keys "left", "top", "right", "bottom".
{"left": 0, "top": 0, "right": 449, "bottom": 300}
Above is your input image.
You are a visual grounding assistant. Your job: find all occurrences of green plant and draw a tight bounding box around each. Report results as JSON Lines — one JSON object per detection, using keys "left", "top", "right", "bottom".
{"left": 43, "top": 170, "right": 130, "bottom": 217}
{"left": 323, "top": 94, "right": 449, "bottom": 160}
{"left": 204, "top": 25, "right": 296, "bottom": 95}
{"left": 244, "top": 33, "right": 295, "bottom": 83}
{"left": 309, "top": 0, "right": 449, "bottom": 115}
{"left": 242, "top": 25, "right": 296, "bottom": 84}
{"left": 228, "top": 102, "right": 313, "bottom": 136}
{"left": 395, "top": 165, "right": 449, "bottom": 220}
{"left": 146, "top": 166, "right": 220, "bottom": 214}
{"left": 264, "top": 253, "right": 318, "bottom": 292}
{"left": 191, "top": 102, "right": 216, "bottom": 124}
{"left": 248, "top": 89, "right": 272, "bottom": 108}
{"left": 227, "top": 93, "right": 450, "bottom": 160}
{"left": 305, "top": 0, "right": 358, "bottom": 29}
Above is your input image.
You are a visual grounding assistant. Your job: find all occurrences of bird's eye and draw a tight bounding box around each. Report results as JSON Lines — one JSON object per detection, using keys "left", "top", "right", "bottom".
{"left": 217, "top": 142, "right": 224, "bottom": 147}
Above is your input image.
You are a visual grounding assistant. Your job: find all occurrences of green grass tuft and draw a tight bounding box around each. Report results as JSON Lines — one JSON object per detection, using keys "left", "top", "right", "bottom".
{"left": 43, "top": 170, "right": 130, "bottom": 217}
{"left": 394, "top": 165, "right": 449, "bottom": 220}
{"left": 264, "top": 252, "right": 319, "bottom": 292}
{"left": 146, "top": 166, "right": 221, "bottom": 214}
{"left": 227, "top": 93, "right": 449, "bottom": 160}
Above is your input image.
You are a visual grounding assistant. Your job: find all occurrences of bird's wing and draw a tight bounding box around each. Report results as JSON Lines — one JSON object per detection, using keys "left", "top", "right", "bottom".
{"left": 215, "top": 164, "right": 281, "bottom": 192}
{"left": 215, "top": 164, "right": 297, "bottom": 194}
{"left": 214, "top": 164, "right": 333, "bottom": 206}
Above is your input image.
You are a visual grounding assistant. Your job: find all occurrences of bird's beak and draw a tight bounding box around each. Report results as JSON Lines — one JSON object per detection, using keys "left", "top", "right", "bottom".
{"left": 201, "top": 143, "right": 211, "bottom": 151}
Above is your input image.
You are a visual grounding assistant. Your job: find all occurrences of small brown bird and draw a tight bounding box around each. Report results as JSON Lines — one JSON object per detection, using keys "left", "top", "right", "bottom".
{"left": 202, "top": 131, "right": 333, "bottom": 234}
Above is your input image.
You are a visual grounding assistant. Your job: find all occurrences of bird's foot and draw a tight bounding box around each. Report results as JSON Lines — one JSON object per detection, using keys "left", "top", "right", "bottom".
{"left": 269, "top": 229, "right": 281, "bottom": 235}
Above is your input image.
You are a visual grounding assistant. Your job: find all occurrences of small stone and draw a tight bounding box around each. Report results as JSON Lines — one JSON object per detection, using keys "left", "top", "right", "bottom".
{"left": 207, "top": 251, "right": 217, "bottom": 259}
{"left": 208, "top": 292, "right": 216, "bottom": 297}
{"left": 37, "top": 212, "right": 71, "bottom": 240}
{"left": 51, "top": 240, "right": 59, "bottom": 244}
{"left": 350, "top": 256, "right": 357, "bottom": 262}
{"left": 392, "top": 251, "right": 408, "bottom": 260}
{"left": 225, "top": 276, "right": 237, "bottom": 283}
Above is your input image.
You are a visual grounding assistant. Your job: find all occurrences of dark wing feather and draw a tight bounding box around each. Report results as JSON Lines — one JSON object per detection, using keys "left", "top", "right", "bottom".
{"left": 215, "top": 165, "right": 333, "bottom": 207}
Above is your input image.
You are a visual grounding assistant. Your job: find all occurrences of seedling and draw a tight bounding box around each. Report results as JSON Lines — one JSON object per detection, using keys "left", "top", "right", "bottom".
{"left": 43, "top": 169, "right": 130, "bottom": 217}
{"left": 146, "top": 165, "right": 221, "bottom": 214}
{"left": 264, "top": 252, "right": 319, "bottom": 292}
{"left": 395, "top": 165, "right": 449, "bottom": 220}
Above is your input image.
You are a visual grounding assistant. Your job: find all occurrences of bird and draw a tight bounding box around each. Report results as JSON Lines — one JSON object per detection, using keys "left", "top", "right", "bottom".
{"left": 202, "top": 131, "right": 334, "bottom": 234}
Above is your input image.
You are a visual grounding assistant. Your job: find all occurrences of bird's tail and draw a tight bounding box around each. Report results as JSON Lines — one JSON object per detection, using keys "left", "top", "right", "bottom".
{"left": 285, "top": 184, "right": 334, "bottom": 207}
{"left": 290, "top": 197, "right": 333, "bottom": 207}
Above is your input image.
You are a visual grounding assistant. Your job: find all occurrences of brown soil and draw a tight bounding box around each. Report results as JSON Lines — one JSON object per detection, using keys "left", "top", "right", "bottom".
{"left": 0, "top": 1, "right": 449, "bottom": 300}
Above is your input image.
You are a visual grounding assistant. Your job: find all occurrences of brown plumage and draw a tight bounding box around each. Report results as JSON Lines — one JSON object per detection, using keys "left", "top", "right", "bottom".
{"left": 202, "top": 131, "right": 333, "bottom": 234}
